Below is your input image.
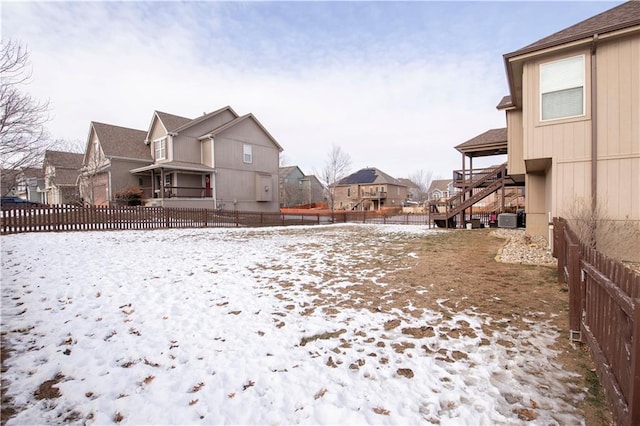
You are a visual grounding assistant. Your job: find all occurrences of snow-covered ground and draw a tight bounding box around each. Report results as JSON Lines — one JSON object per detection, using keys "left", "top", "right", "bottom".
{"left": 1, "top": 224, "right": 585, "bottom": 425}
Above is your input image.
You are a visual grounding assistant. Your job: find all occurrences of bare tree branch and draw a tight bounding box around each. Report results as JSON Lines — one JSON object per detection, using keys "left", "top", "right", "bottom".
{"left": 317, "top": 144, "right": 352, "bottom": 211}
{"left": 408, "top": 169, "right": 433, "bottom": 203}
{"left": 0, "top": 39, "right": 51, "bottom": 182}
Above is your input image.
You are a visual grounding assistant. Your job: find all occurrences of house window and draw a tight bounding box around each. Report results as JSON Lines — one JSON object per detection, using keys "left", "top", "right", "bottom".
{"left": 540, "top": 55, "right": 585, "bottom": 121}
{"left": 155, "top": 138, "right": 167, "bottom": 160}
{"left": 243, "top": 144, "right": 252, "bottom": 164}
{"left": 347, "top": 188, "right": 351, "bottom": 197}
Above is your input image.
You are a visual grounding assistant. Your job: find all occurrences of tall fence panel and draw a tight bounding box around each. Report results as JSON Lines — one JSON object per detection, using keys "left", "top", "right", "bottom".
{"left": 553, "top": 217, "right": 640, "bottom": 426}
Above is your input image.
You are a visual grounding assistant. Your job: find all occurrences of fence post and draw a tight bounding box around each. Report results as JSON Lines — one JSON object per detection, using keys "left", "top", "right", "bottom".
{"left": 556, "top": 219, "right": 566, "bottom": 284}
{"left": 567, "top": 241, "right": 582, "bottom": 342}
{"left": 629, "top": 299, "right": 640, "bottom": 426}
{"left": 164, "top": 207, "right": 170, "bottom": 229}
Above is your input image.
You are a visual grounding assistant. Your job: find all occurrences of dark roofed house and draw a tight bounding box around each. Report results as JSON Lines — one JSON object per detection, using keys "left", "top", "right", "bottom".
{"left": 333, "top": 167, "right": 407, "bottom": 211}
{"left": 79, "top": 105, "right": 284, "bottom": 211}
{"left": 279, "top": 166, "right": 326, "bottom": 207}
{"left": 44, "top": 150, "right": 84, "bottom": 205}
{"left": 7, "top": 167, "right": 46, "bottom": 203}
{"left": 79, "top": 121, "right": 151, "bottom": 206}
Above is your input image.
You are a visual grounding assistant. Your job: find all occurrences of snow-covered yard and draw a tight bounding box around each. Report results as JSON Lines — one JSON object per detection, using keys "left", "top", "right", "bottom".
{"left": 1, "top": 224, "right": 585, "bottom": 425}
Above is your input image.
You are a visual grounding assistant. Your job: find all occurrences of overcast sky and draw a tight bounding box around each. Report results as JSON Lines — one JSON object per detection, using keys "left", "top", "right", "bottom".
{"left": 2, "top": 1, "right": 622, "bottom": 179}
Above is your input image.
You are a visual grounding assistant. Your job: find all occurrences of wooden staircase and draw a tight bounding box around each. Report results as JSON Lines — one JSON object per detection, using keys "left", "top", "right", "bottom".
{"left": 430, "top": 163, "right": 512, "bottom": 228}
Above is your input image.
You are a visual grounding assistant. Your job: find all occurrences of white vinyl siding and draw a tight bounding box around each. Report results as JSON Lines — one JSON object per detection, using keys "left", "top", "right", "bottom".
{"left": 243, "top": 144, "right": 253, "bottom": 164}
{"left": 540, "top": 55, "right": 585, "bottom": 121}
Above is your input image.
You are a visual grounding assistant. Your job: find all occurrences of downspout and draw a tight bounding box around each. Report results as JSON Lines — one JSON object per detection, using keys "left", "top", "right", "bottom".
{"left": 108, "top": 169, "right": 112, "bottom": 206}
{"left": 210, "top": 136, "right": 217, "bottom": 209}
{"left": 591, "top": 34, "right": 599, "bottom": 213}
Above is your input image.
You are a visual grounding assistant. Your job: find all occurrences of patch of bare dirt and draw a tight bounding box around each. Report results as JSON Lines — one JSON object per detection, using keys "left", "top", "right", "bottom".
{"left": 306, "top": 228, "right": 611, "bottom": 425}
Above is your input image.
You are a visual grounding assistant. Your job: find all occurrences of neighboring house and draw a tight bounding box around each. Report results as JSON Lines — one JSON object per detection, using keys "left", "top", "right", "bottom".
{"left": 304, "top": 175, "right": 326, "bottom": 206}
{"left": 398, "top": 178, "right": 422, "bottom": 204}
{"left": 130, "top": 106, "right": 283, "bottom": 212}
{"left": 43, "top": 150, "right": 84, "bottom": 205}
{"left": 427, "top": 179, "right": 456, "bottom": 202}
{"left": 79, "top": 122, "right": 151, "bottom": 206}
{"left": 279, "top": 166, "right": 325, "bottom": 207}
{"left": 333, "top": 167, "right": 407, "bottom": 210}
{"left": 11, "top": 168, "right": 46, "bottom": 203}
{"left": 500, "top": 1, "right": 640, "bottom": 241}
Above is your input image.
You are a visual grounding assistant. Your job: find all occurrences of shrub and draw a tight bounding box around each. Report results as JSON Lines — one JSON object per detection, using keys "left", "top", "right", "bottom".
{"left": 564, "top": 196, "right": 640, "bottom": 263}
{"left": 113, "top": 187, "right": 143, "bottom": 206}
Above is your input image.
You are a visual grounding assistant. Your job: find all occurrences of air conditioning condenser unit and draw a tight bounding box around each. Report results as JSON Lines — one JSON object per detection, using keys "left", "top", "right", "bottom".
{"left": 498, "top": 213, "right": 517, "bottom": 229}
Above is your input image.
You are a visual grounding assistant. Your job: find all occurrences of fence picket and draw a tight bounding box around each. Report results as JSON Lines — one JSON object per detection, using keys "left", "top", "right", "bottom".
{"left": 555, "top": 217, "right": 639, "bottom": 426}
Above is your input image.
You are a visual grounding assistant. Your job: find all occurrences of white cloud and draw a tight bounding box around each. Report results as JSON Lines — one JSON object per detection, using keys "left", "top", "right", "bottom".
{"left": 4, "top": 2, "right": 513, "bottom": 179}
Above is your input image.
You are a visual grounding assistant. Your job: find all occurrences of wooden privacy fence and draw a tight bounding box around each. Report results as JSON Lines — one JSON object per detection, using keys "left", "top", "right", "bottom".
{"left": 553, "top": 217, "right": 640, "bottom": 426}
{"left": 1, "top": 205, "right": 432, "bottom": 235}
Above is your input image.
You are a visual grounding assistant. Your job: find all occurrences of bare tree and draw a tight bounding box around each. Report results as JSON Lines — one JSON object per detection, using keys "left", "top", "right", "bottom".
{"left": 50, "top": 138, "right": 84, "bottom": 154}
{"left": 1, "top": 39, "right": 51, "bottom": 194}
{"left": 317, "top": 144, "right": 352, "bottom": 211}
{"left": 408, "top": 169, "right": 433, "bottom": 203}
{"left": 79, "top": 139, "right": 106, "bottom": 206}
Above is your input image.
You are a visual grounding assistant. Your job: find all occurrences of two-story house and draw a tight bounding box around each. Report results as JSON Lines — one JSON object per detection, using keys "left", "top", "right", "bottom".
{"left": 333, "top": 167, "right": 407, "bottom": 211}
{"left": 79, "top": 122, "right": 151, "bottom": 206}
{"left": 501, "top": 1, "right": 640, "bottom": 242}
{"left": 43, "top": 150, "right": 84, "bottom": 205}
{"left": 279, "top": 166, "right": 325, "bottom": 207}
{"left": 130, "top": 106, "right": 283, "bottom": 212}
{"left": 427, "top": 179, "right": 455, "bottom": 202}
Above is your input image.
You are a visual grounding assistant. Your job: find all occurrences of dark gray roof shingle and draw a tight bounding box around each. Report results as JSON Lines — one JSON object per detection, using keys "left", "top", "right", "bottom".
{"left": 506, "top": 1, "right": 640, "bottom": 58}
{"left": 92, "top": 122, "right": 151, "bottom": 161}
{"left": 45, "top": 150, "right": 83, "bottom": 169}
{"left": 337, "top": 168, "right": 404, "bottom": 186}
{"left": 155, "top": 111, "right": 192, "bottom": 133}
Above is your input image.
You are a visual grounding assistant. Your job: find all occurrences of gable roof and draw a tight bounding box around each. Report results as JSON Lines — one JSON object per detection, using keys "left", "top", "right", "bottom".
{"left": 206, "top": 114, "right": 284, "bottom": 151}
{"left": 506, "top": 1, "right": 640, "bottom": 59}
{"left": 455, "top": 128, "right": 508, "bottom": 157}
{"left": 174, "top": 106, "right": 239, "bottom": 133}
{"left": 427, "top": 179, "right": 451, "bottom": 193}
{"left": 155, "top": 111, "right": 192, "bottom": 133}
{"left": 279, "top": 166, "right": 304, "bottom": 180}
{"left": 503, "top": 1, "right": 640, "bottom": 108}
{"left": 45, "top": 150, "right": 83, "bottom": 169}
{"left": 151, "top": 106, "right": 240, "bottom": 137}
{"left": 90, "top": 122, "right": 150, "bottom": 161}
{"left": 337, "top": 167, "right": 404, "bottom": 186}
{"left": 397, "top": 178, "right": 420, "bottom": 189}
{"left": 20, "top": 167, "right": 44, "bottom": 179}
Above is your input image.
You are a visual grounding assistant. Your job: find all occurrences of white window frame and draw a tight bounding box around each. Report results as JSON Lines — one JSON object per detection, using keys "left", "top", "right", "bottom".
{"left": 539, "top": 54, "right": 585, "bottom": 122}
{"left": 155, "top": 137, "right": 167, "bottom": 161}
{"left": 243, "top": 144, "right": 253, "bottom": 164}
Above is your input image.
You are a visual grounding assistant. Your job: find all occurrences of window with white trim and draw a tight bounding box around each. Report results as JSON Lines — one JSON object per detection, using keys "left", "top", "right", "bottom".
{"left": 540, "top": 55, "right": 585, "bottom": 121}
{"left": 243, "top": 144, "right": 253, "bottom": 164}
{"left": 155, "top": 137, "right": 167, "bottom": 160}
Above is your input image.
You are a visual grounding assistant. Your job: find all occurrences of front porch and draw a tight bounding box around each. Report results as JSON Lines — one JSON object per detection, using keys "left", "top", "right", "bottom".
{"left": 130, "top": 161, "right": 218, "bottom": 208}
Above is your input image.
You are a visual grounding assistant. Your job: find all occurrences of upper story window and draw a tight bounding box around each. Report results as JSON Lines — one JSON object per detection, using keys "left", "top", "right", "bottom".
{"left": 155, "top": 137, "right": 167, "bottom": 160}
{"left": 243, "top": 144, "right": 253, "bottom": 164}
{"left": 540, "top": 55, "right": 585, "bottom": 121}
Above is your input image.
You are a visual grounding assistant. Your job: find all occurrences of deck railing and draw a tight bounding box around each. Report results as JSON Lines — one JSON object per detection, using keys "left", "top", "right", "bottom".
{"left": 553, "top": 217, "right": 640, "bottom": 426}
